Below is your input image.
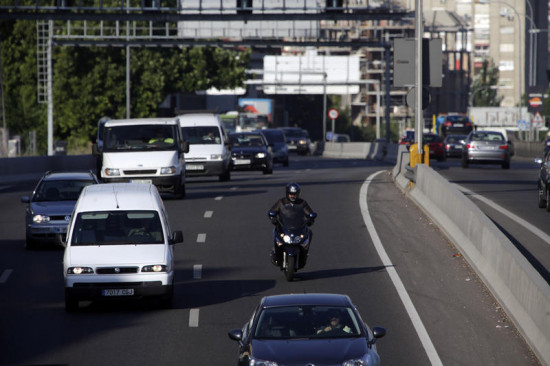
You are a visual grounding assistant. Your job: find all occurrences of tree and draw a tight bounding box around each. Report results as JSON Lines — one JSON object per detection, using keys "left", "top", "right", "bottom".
{"left": 1, "top": 19, "right": 251, "bottom": 155}
{"left": 470, "top": 58, "right": 503, "bottom": 107}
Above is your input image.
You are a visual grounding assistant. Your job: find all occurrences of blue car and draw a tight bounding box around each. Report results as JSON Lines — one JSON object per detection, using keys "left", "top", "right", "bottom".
{"left": 228, "top": 293, "right": 386, "bottom": 366}
{"left": 20, "top": 170, "right": 99, "bottom": 249}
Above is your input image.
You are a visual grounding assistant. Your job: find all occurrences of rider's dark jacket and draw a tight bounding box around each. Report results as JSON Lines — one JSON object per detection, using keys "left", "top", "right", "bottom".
{"left": 269, "top": 197, "right": 314, "bottom": 227}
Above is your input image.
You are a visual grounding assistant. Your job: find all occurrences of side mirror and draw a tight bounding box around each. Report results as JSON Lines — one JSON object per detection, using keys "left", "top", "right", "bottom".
{"left": 535, "top": 158, "right": 543, "bottom": 164}
{"left": 309, "top": 212, "right": 318, "bottom": 220}
{"left": 181, "top": 141, "right": 190, "bottom": 154}
{"left": 228, "top": 329, "right": 243, "bottom": 342}
{"left": 268, "top": 211, "right": 277, "bottom": 219}
{"left": 92, "top": 143, "right": 100, "bottom": 156}
{"left": 367, "top": 326, "right": 386, "bottom": 348}
{"left": 170, "top": 230, "right": 184, "bottom": 244}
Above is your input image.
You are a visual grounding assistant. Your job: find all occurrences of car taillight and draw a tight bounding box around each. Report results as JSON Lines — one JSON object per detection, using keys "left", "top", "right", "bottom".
{"left": 499, "top": 145, "right": 508, "bottom": 150}
{"left": 466, "top": 144, "right": 473, "bottom": 149}
{"left": 443, "top": 122, "right": 452, "bottom": 126}
{"left": 465, "top": 122, "right": 472, "bottom": 126}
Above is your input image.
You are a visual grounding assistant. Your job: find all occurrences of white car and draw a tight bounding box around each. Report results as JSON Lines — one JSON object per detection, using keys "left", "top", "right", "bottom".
{"left": 63, "top": 183, "right": 183, "bottom": 311}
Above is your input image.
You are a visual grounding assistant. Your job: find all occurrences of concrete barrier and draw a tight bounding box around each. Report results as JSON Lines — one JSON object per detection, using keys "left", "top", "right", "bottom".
{"left": 393, "top": 158, "right": 550, "bottom": 365}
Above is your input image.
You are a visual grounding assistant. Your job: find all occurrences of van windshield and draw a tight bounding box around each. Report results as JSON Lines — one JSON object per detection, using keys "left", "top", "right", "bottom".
{"left": 103, "top": 124, "right": 178, "bottom": 152}
{"left": 71, "top": 211, "right": 164, "bottom": 245}
{"left": 181, "top": 126, "right": 221, "bottom": 145}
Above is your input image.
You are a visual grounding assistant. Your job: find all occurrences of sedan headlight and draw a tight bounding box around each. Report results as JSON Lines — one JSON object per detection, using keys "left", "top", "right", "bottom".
{"left": 67, "top": 267, "right": 94, "bottom": 274}
{"left": 142, "top": 265, "right": 167, "bottom": 273}
{"left": 104, "top": 168, "right": 121, "bottom": 177}
{"left": 161, "top": 166, "right": 177, "bottom": 175}
{"left": 33, "top": 214, "right": 50, "bottom": 223}
{"left": 255, "top": 152, "right": 266, "bottom": 159}
{"left": 342, "top": 353, "right": 374, "bottom": 366}
{"left": 250, "top": 358, "right": 278, "bottom": 366}
{"left": 298, "top": 139, "right": 307, "bottom": 145}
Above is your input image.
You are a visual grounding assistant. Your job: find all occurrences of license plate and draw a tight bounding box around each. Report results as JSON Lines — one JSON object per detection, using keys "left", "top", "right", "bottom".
{"left": 481, "top": 146, "right": 496, "bottom": 150}
{"left": 187, "top": 164, "right": 204, "bottom": 171}
{"left": 234, "top": 159, "right": 251, "bottom": 165}
{"left": 454, "top": 123, "right": 464, "bottom": 127}
{"left": 102, "top": 289, "right": 134, "bottom": 297}
{"left": 131, "top": 179, "right": 152, "bottom": 184}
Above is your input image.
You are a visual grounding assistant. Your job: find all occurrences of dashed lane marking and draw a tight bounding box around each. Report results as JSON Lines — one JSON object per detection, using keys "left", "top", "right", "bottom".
{"left": 197, "top": 233, "right": 206, "bottom": 243}
{"left": 204, "top": 211, "right": 213, "bottom": 218}
{"left": 189, "top": 309, "right": 200, "bottom": 327}
{"left": 193, "top": 265, "right": 202, "bottom": 279}
{"left": 0, "top": 269, "right": 13, "bottom": 283}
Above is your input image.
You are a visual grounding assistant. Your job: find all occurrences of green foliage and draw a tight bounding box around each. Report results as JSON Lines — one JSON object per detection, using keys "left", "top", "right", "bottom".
{"left": 1, "top": 20, "right": 250, "bottom": 155}
{"left": 471, "top": 58, "right": 503, "bottom": 107}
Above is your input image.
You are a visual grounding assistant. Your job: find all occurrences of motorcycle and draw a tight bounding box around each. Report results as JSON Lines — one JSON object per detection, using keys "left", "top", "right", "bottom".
{"left": 268, "top": 210, "right": 317, "bottom": 281}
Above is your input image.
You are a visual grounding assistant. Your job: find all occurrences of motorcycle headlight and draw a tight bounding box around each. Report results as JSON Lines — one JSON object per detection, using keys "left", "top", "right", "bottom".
{"left": 104, "top": 168, "right": 121, "bottom": 177}
{"left": 250, "top": 357, "right": 278, "bottom": 366}
{"left": 283, "top": 235, "right": 291, "bottom": 243}
{"left": 33, "top": 214, "right": 50, "bottom": 223}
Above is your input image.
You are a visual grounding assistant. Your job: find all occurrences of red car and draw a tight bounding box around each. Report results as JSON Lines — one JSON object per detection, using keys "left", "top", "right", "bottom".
{"left": 423, "top": 133, "right": 446, "bottom": 162}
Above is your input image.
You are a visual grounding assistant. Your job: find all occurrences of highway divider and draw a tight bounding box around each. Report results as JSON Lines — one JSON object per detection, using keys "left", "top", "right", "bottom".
{"left": 393, "top": 151, "right": 550, "bottom": 365}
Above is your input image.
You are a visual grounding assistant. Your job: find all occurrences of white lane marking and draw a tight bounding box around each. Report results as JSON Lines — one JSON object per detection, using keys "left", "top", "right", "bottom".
{"left": 197, "top": 233, "right": 207, "bottom": 243}
{"left": 189, "top": 308, "right": 200, "bottom": 327}
{"left": 204, "top": 211, "right": 213, "bottom": 218}
{"left": 454, "top": 183, "right": 550, "bottom": 246}
{"left": 215, "top": 196, "right": 223, "bottom": 201}
{"left": 230, "top": 186, "right": 238, "bottom": 190}
{"left": 361, "top": 171, "right": 442, "bottom": 366}
{"left": 0, "top": 269, "right": 13, "bottom": 283}
{"left": 193, "top": 264, "right": 202, "bottom": 279}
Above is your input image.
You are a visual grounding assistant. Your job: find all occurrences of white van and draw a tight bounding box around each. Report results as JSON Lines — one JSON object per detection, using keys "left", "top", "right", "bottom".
{"left": 93, "top": 118, "right": 189, "bottom": 198}
{"left": 178, "top": 113, "right": 231, "bottom": 181}
{"left": 63, "top": 183, "right": 183, "bottom": 311}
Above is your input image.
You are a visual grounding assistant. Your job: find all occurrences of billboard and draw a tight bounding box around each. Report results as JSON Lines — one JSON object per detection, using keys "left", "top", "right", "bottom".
{"left": 262, "top": 53, "right": 361, "bottom": 95}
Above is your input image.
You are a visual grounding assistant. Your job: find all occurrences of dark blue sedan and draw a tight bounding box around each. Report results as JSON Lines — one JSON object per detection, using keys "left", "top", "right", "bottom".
{"left": 229, "top": 132, "right": 273, "bottom": 174}
{"left": 228, "top": 293, "right": 386, "bottom": 366}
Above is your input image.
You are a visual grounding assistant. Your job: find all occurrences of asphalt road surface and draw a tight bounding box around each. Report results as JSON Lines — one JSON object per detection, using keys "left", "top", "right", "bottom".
{"left": 0, "top": 155, "right": 539, "bottom": 365}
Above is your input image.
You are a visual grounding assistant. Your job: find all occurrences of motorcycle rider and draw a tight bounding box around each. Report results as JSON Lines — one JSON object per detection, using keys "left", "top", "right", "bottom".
{"left": 268, "top": 183, "right": 316, "bottom": 265}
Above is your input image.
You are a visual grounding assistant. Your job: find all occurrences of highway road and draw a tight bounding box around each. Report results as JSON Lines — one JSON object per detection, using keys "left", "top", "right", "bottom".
{"left": 0, "top": 155, "right": 539, "bottom": 365}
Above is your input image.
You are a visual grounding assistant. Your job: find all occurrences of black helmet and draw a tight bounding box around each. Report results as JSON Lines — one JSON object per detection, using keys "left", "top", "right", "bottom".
{"left": 286, "top": 183, "right": 301, "bottom": 202}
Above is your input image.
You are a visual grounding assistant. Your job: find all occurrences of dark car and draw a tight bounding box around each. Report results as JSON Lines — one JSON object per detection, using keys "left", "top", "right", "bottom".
{"left": 20, "top": 171, "right": 99, "bottom": 249}
{"left": 443, "top": 134, "right": 467, "bottom": 158}
{"left": 536, "top": 152, "right": 550, "bottom": 210}
{"left": 280, "top": 127, "right": 312, "bottom": 155}
{"left": 461, "top": 130, "right": 511, "bottom": 169}
{"left": 440, "top": 114, "right": 473, "bottom": 137}
{"left": 259, "top": 128, "right": 289, "bottom": 167}
{"left": 229, "top": 132, "right": 273, "bottom": 174}
{"left": 228, "top": 293, "right": 386, "bottom": 366}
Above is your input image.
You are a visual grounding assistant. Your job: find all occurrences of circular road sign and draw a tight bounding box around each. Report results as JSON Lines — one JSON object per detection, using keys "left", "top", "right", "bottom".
{"left": 328, "top": 109, "right": 339, "bottom": 119}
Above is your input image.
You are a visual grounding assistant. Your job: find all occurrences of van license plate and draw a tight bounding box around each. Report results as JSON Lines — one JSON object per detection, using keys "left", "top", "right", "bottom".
{"left": 187, "top": 164, "right": 204, "bottom": 170}
{"left": 102, "top": 289, "right": 134, "bottom": 297}
{"left": 131, "top": 179, "right": 152, "bottom": 184}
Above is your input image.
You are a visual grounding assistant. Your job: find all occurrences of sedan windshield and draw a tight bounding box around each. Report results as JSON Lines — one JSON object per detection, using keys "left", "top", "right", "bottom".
{"left": 254, "top": 306, "right": 362, "bottom": 339}
{"left": 71, "top": 211, "right": 164, "bottom": 246}
{"left": 33, "top": 180, "right": 96, "bottom": 202}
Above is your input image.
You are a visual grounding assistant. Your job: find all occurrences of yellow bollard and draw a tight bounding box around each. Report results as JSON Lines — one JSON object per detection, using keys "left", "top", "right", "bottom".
{"left": 408, "top": 143, "right": 430, "bottom": 188}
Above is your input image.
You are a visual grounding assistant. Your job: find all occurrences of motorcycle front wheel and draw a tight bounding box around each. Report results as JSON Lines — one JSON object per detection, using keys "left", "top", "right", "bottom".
{"left": 285, "top": 256, "right": 296, "bottom": 282}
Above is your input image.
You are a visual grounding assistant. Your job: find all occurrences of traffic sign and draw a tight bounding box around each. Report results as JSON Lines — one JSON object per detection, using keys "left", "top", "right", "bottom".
{"left": 328, "top": 109, "right": 339, "bottom": 119}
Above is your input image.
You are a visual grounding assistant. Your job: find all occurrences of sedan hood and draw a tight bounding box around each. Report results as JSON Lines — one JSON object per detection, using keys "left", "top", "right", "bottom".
{"left": 251, "top": 338, "right": 367, "bottom": 364}
{"left": 231, "top": 146, "right": 267, "bottom": 154}
{"left": 66, "top": 244, "right": 166, "bottom": 266}
{"left": 30, "top": 201, "right": 77, "bottom": 216}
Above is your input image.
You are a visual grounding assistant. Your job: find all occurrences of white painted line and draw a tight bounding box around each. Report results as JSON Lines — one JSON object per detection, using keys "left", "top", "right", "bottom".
{"left": 0, "top": 269, "right": 13, "bottom": 283}
{"left": 197, "top": 233, "right": 207, "bottom": 243}
{"left": 215, "top": 196, "right": 223, "bottom": 201}
{"left": 204, "top": 211, "right": 213, "bottom": 218}
{"left": 361, "top": 171, "right": 442, "bottom": 366}
{"left": 189, "top": 308, "right": 200, "bottom": 327}
{"left": 455, "top": 183, "right": 550, "bottom": 246}
{"left": 193, "top": 264, "right": 202, "bottom": 279}
{"left": 230, "top": 186, "right": 238, "bottom": 190}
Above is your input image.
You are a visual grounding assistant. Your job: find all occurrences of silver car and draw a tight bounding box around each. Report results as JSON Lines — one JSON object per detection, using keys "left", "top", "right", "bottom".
{"left": 461, "top": 130, "right": 511, "bottom": 169}
{"left": 21, "top": 171, "right": 99, "bottom": 249}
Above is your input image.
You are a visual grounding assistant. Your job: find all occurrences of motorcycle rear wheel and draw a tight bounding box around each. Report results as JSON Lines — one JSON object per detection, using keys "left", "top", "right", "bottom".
{"left": 285, "top": 256, "right": 296, "bottom": 282}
